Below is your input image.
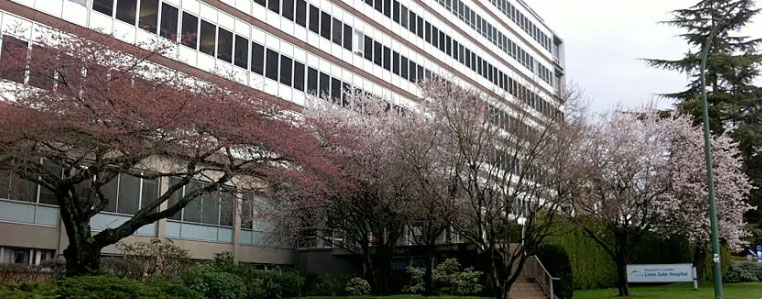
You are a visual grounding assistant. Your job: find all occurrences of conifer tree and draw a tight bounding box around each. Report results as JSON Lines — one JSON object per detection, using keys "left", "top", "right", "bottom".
{"left": 646, "top": 0, "right": 762, "bottom": 233}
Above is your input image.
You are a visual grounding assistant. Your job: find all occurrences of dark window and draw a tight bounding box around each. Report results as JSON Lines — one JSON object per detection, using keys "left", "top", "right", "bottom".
{"left": 330, "top": 77, "right": 341, "bottom": 102}
{"left": 373, "top": 41, "right": 382, "bottom": 66}
{"left": 431, "top": 27, "right": 439, "bottom": 48}
{"left": 265, "top": 49, "right": 279, "bottom": 81}
{"left": 29, "top": 45, "right": 54, "bottom": 89}
{"left": 181, "top": 12, "right": 198, "bottom": 49}
{"left": 307, "top": 67, "right": 318, "bottom": 95}
{"left": 254, "top": 0, "right": 265, "bottom": 6}
{"left": 341, "top": 82, "right": 350, "bottom": 105}
{"left": 308, "top": 5, "right": 319, "bottom": 33}
{"left": 453, "top": 40, "right": 459, "bottom": 60}
{"left": 319, "top": 72, "right": 329, "bottom": 97}
{"left": 425, "top": 22, "right": 431, "bottom": 43}
{"left": 408, "top": 12, "right": 416, "bottom": 32}
{"left": 293, "top": 61, "right": 305, "bottom": 91}
{"left": 342, "top": 24, "right": 352, "bottom": 51}
{"left": 251, "top": 42, "right": 264, "bottom": 74}
{"left": 400, "top": 56, "right": 408, "bottom": 79}
{"left": 416, "top": 16, "right": 423, "bottom": 38}
{"left": 392, "top": 1, "right": 400, "bottom": 22}
{"left": 282, "top": 0, "right": 294, "bottom": 20}
{"left": 374, "top": 0, "right": 382, "bottom": 12}
{"left": 217, "top": 27, "right": 233, "bottom": 62}
{"left": 268, "top": 0, "right": 280, "bottom": 13}
{"left": 392, "top": 51, "right": 400, "bottom": 74}
{"left": 0, "top": 36, "right": 28, "bottom": 83}
{"left": 115, "top": 0, "right": 137, "bottom": 24}
{"left": 199, "top": 20, "right": 216, "bottom": 56}
{"left": 363, "top": 36, "right": 373, "bottom": 61}
{"left": 400, "top": 5, "right": 408, "bottom": 27}
{"left": 295, "top": 0, "right": 307, "bottom": 26}
{"left": 159, "top": 3, "right": 178, "bottom": 40}
{"left": 382, "top": 46, "right": 390, "bottom": 70}
{"left": 93, "top": 0, "right": 113, "bottom": 16}
{"left": 234, "top": 35, "right": 248, "bottom": 68}
{"left": 332, "top": 19, "right": 342, "bottom": 45}
{"left": 409, "top": 61, "right": 417, "bottom": 82}
{"left": 383, "top": 0, "right": 391, "bottom": 16}
{"left": 280, "top": 55, "right": 292, "bottom": 86}
{"left": 138, "top": 0, "right": 159, "bottom": 33}
{"left": 117, "top": 174, "right": 141, "bottom": 215}
{"left": 320, "top": 11, "right": 331, "bottom": 39}
{"left": 417, "top": 65, "right": 423, "bottom": 81}
{"left": 445, "top": 35, "right": 452, "bottom": 56}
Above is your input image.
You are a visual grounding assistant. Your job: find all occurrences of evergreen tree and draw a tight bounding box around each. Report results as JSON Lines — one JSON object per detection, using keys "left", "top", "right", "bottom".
{"left": 646, "top": 0, "right": 762, "bottom": 234}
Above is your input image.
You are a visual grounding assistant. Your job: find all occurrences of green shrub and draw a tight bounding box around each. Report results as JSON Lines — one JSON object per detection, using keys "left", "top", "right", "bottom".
{"left": 724, "top": 261, "right": 762, "bottom": 283}
{"left": 146, "top": 278, "right": 203, "bottom": 299}
{"left": 257, "top": 269, "right": 306, "bottom": 298}
{"left": 0, "top": 283, "right": 56, "bottom": 299}
{"left": 536, "top": 244, "right": 574, "bottom": 299}
{"left": 344, "top": 277, "right": 371, "bottom": 296}
{"left": 181, "top": 265, "right": 246, "bottom": 299}
{"left": 56, "top": 275, "right": 171, "bottom": 299}
{"left": 402, "top": 266, "right": 425, "bottom": 294}
{"left": 303, "top": 273, "right": 351, "bottom": 296}
{"left": 434, "top": 258, "right": 483, "bottom": 296}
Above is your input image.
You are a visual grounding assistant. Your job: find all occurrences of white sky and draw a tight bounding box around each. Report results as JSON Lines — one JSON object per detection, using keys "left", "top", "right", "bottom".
{"left": 529, "top": 0, "right": 762, "bottom": 113}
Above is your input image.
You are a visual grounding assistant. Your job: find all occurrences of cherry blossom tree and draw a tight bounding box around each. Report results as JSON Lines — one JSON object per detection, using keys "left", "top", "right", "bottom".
{"left": 0, "top": 26, "right": 337, "bottom": 275}
{"left": 570, "top": 109, "right": 753, "bottom": 296}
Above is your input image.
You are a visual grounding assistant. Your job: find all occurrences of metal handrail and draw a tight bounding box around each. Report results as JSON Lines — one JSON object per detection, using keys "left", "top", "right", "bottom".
{"left": 525, "top": 255, "right": 560, "bottom": 299}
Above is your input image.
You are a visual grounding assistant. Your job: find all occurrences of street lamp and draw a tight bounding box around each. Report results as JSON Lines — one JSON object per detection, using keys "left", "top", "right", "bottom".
{"left": 699, "top": 2, "right": 742, "bottom": 299}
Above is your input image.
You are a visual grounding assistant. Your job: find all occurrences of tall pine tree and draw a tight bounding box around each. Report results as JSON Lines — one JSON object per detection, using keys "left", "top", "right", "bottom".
{"left": 646, "top": 0, "right": 762, "bottom": 238}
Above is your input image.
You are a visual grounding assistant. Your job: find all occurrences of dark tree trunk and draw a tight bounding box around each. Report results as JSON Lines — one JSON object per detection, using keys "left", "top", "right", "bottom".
{"left": 423, "top": 245, "right": 434, "bottom": 296}
{"left": 615, "top": 256, "right": 629, "bottom": 297}
{"left": 61, "top": 219, "right": 103, "bottom": 276}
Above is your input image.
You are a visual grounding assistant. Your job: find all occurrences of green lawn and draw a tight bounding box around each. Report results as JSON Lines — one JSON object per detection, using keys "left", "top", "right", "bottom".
{"left": 297, "top": 283, "right": 762, "bottom": 299}
{"left": 575, "top": 282, "right": 762, "bottom": 299}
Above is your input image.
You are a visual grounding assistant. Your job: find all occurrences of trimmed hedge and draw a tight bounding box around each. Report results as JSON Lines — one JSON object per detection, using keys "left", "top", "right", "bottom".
{"left": 536, "top": 244, "right": 573, "bottom": 299}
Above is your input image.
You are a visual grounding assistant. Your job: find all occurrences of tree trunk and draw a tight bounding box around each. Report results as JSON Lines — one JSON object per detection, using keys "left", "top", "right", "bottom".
{"left": 423, "top": 246, "right": 434, "bottom": 296}
{"left": 62, "top": 220, "right": 103, "bottom": 276}
{"left": 615, "top": 257, "right": 629, "bottom": 297}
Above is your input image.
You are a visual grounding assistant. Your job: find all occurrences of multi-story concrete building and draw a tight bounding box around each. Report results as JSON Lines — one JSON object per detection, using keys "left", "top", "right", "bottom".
{"left": 0, "top": 0, "right": 565, "bottom": 267}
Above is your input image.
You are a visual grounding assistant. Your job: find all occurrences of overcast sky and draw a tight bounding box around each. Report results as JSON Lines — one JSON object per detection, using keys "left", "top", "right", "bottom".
{"left": 529, "top": 0, "right": 762, "bottom": 113}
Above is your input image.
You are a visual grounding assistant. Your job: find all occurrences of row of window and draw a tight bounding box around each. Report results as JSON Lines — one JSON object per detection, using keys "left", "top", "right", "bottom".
{"left": 431, "top": 0, "right": 554, "bottom": 85}
{"left": 485, "top": 0, "right": 554, "bottom": 53}
{"left": 360, "top": 0, "right": 555, "bottom": 101}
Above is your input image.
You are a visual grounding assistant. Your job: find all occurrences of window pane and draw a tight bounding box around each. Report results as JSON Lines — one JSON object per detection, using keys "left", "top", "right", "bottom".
{"left": 265, "top": 49, "right": 279, "bottom": 81}
{"left": 254, "top": 0, "right": 265, "bottom": 5}
{"left": 392, "top": 51, "right": 399, "bottom": 74}
{"left": 241, "top": 194, "right": 253, "bottom": 229}
{"left": 330, "top": 77, "right": 341, "bottom": 102}
{"left": 282, "top": 0, "right": 294, "bottom": 21}
{"left": 268, "top": 0, "right": 280, "bottom": 13}
{"left": 115, "top": 0, "right": 137, "bottom": 24}
{"left": 342, "top": 24, "right": 352, "bottom": 51}
{"left": 217, "top": 27, "right": 233, "bottom": 62}
{"left": 332, "top": 19, "right": 342, "bottom": 45}
{"left": 9, "top": 173, "right": 36, "bottom": 203}
{"left": 409, "top": 12, "right": 416, "bottom": 32}
{"left": 392, "top": 1, "right": 400, "bottom": 22}
{"left": 29, "top": 45, "right": 54, "bottom": 89}
{"left": 38, "top": 160, "right": 61, "bottom": 205}
{"left": 295, "top": 0, "right": 307, "bottom": 26}
{"left": 141, "top": 177, "right": 158, "bottom": 212}
{"left": 251, "top": 42, "right": 264, "bottom": 74}
{"left": 0, "top": 36, "right": 28, "bottom": 83}
{"left": 93, "top": 0, "right": 113, "bottom": 16}
{"left": 319, "top": 72, "right": 329, "bottom": 97}
{"left": 363, "top": 36, "right": 372, "bottom": 61}
{"left": 307, "top": 67, "right": 318, "bottom": 95}
{"left": 159, "top": 3, "right": 179, "bottom": 40}
{"left": 308, "top": 5, "right": 319, "bottom": 34}
{"left": 400, "top": 56, "right": 408, "bottom": 79}
{"left": 117, "top": 174, "right": 141, "bottom": 215}
{"left": 181, "top": 12, "right": 198, "bottom": 49}
{"left": 373, "top": 41, "right": 381, "bottom": 66}
{"left": 100, "top": 174, "right": 118, "bottom": 212}
{"left": 138, "top": 0, "right": 159, "bottom": 33}
{"left": 167, "top": 177, "right": 183, "bottom": 220}
{"left": 0, "top": 170, "right": 11, "bottom": 200}
{"left": 280, "top": 55, "right": 292, "bottom": 86}
{"left": 234, "top": 35, "right": 248, "bottom": 68}
{"left": 293, "top": 61, "right": 305, "bottom": 91}
{"left": 201, "top": 192, "right": 219, "bottom": 225}
{"left": 320, "top": 11, "right": 331, "bottom": 39}
{"left": 383, "top": 46, "right": 390, "bottom": 70}
{"left": 199, "top": 20, "right": 216, "bottom": 56}
{"left": 219, "top": 191, "right": 235, "bottom": 227}
{"left": 183, "top": 181, "right": 202, "bottom": 223}
{"left": 383, "top": 0, "right": 391, "bottom": 16}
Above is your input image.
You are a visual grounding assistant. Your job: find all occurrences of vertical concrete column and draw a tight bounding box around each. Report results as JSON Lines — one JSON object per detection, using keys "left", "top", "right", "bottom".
{"left": 156, "top": 177, "right": 170, "bottom": 239}
{"left": 232, "top": 192, "right": 242, "bottom": 265}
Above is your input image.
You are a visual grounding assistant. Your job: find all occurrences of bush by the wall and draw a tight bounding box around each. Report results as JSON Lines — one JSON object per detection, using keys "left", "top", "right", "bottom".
{"left": 536, "top": 244, "right": 574, "bottom": 299}
{"left": 0, "top": 283, "right": 56, "bottom": 299}
{"left": 303, "top": 273, "right": 351, "bottom": 296}
{"left": 57, "top": 275, "right": 180, "bottom": 299}
{"left": 345, "top": 277, "right": 371, "bottom": 296}
{"left": 402, "top": 266, "right": 425, "bottom": 294}
{"left": 724, "top": 261, "right": 762, "bottom": 283}
{"left": 257, "top": 269, "right": 306, "bottom": 298}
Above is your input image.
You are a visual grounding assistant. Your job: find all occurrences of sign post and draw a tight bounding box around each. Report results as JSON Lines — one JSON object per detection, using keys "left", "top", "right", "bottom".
{"left": 627, "top": 264, "right": 698, "bottom": 290}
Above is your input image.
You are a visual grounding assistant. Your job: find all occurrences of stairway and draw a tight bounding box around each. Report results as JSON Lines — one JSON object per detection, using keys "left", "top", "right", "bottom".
{"left": 508, "top": 276, "right": 548, "bottom": 299}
